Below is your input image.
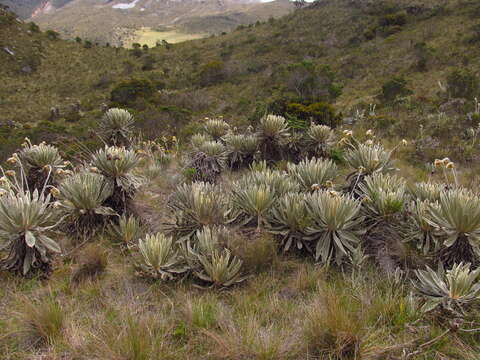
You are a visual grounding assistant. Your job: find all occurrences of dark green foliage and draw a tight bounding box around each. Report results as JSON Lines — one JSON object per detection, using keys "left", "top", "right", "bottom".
{"left": 413, "top": 42, "right": 430, "bottom": 72}
{"left": 28, "top": 22, "right": 40, "bottom": 33}
{"left": 110, "top": 78, "right": 155, "bottom": 105}
{"left": 198, "top": 60, "right": 225, "bottom": 86}
{"left": 447, "top": 69, "right": 479, "bottom": 100}
{"left": 84, "top": 40, "right": 92, "bottom": 48}
{"left": 141, "top": 55, "right": 156, "bottom": 71}
{"left": 381, "top": 77, "right": 412, "bottom": 102}
{"left": 75, "top": 37, "right": 82, "bottom": 43}
{"left": 468, "top": 24, "right": 480, "bottom": 43}
{"left": 283, "top": 61, "right": 342, "bottom": 103}
{"left": 379, "top": 12, "right": 407, "bottom": 27}
{"left": 45, "top": 30, "right": 59, "bottom": 40}
{"left": 286, "top": 102, "right": 341, "bottom": 128}
{"left": 364, "top": 26, "right": 377, "bottom": 40}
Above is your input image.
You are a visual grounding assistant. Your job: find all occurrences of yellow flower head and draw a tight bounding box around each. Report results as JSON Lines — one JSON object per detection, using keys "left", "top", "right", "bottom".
{"left": 401, "top": 139, "right": 408, "bottom": 146}
{"left": 6, "top": 170, "right": 15, "bottom": 177}
{"left": 365, "top": 140, "right": 373, "bottom": 146}
{"left": 366, "top": 129, "right": 374, "bottom": 137}
{"left": 90, "top": 167, "right": 99, "bottom": 173}
{"left": 50, "top": 187, "right": 60, "bottom": 197}
{"left": 6, "top": 157, "right": 17, "bottom": 165}
{"left": 310, "top": 183, "right": 321, "bottom": 191}
{"left": 434, "top": 159, "right": 443, "bottom": 168}
{"left": 446, "top": 162, "right": 455, "bottom": 169}
{"left": 329, "top": 190, "right": 340, "bottom": 197}
{"left": 442, "top": 157, "right": 450, "bottom": 165}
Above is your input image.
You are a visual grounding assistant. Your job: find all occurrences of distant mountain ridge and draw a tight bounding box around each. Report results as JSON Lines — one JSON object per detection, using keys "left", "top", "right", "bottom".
{"left": 0, "top": 0, "right": 74, "bottom": 19}
{"left": 0, "top": 0, "right": 293, "bottom": 46}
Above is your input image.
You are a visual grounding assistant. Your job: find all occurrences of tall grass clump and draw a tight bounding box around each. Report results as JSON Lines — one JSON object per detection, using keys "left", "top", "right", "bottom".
{"left": 14, "top": 295, "right": 65, "bottom": 346}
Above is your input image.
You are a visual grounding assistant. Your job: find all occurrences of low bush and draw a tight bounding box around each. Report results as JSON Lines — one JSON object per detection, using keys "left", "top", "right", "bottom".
{"left": 110, "top": 78, "right": 155, "bottom": 106}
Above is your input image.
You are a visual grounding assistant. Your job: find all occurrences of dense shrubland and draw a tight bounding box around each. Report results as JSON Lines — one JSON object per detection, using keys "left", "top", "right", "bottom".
{"left": 2, "top": 1, "right": 480, "bottom": 358}
{"left": 1, "top": 106, "right": 480, "bottom": 359}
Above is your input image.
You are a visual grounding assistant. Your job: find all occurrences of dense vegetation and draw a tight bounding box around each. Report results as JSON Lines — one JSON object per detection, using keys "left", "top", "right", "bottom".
{"left": 1, "top": 0, "right": 480, "bottom": 358}
{"left": 0, "top": 105, "right": 480, "bottom": 358}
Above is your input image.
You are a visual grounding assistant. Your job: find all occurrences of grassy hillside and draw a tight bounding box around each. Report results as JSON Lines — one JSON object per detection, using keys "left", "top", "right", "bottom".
{"left": 1, "top": 0, "right": 480, "bottom": 163}
{"left": 2, "top": 2, "right": 480, "bottom": 359}
{"left": 0, "top": 0, "right": 44, "bottom": 19}
{"left": 32, "top": 0, "right": 294, "bottom": 46}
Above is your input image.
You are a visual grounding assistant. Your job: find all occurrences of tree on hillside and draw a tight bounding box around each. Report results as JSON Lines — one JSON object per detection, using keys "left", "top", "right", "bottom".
{"left": 284, "top": 61, "right": 342, "bottom": 103}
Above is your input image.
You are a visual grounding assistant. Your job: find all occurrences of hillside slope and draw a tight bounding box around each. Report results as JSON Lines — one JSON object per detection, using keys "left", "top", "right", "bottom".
{"left": 0, "top": 0, "right": 74, "bottom": 19}
{"left": 31, "top": 0, "right": 293, "bottom": 45}
{"left": 1, "top": 0, "right": 480, "bottom": 164}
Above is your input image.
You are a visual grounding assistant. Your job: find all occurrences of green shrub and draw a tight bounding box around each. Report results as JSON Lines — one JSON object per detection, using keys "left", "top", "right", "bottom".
{"left": 28, "top": 22, "right": 40, "bottom": 33}
{"left": 447, "top": 69, "right": 479, "bottom": 100}
{"left": 286, "top": 102, "right": 341, "bottom": 127}
{"left": 141, "top": 55, "right": 156, "bottom": 71}
{"left": 45, "top": 30, "right": 59, "bottom": 40}
{"left": 283, "top": 62, "right": 341, "bottom": 102}
{"left": 110, "top": 79, "right": 155, "bottom": 105}
{"left": 381, "top": 76, "right": 412, "bottom": 102}
{"left": 379, "top": 12, "right": 407, "bottom": 27}
{"left": 198, "top": 60, "right": 225, "bottom": 86}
